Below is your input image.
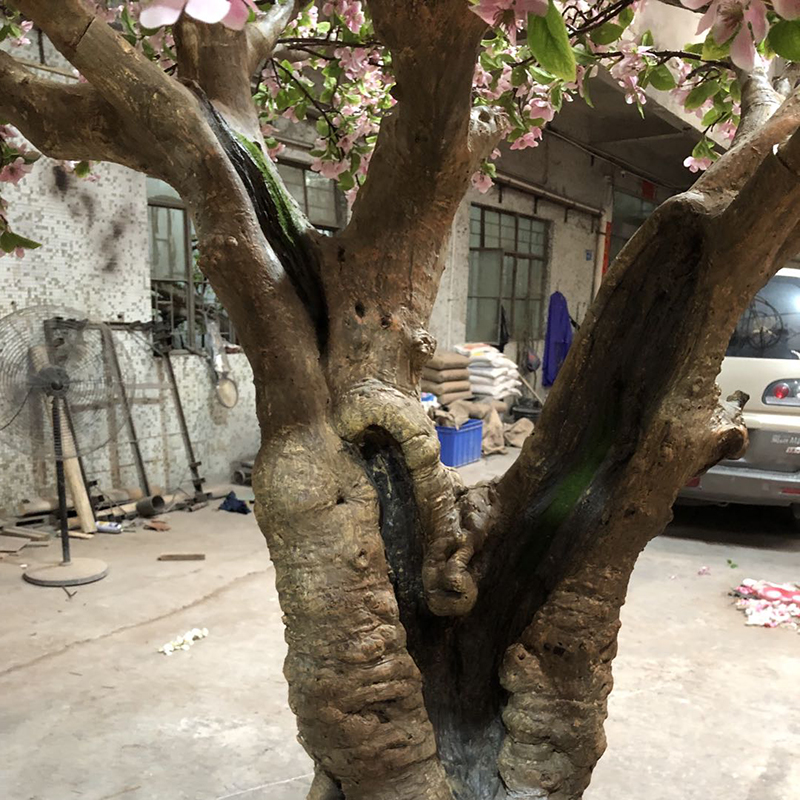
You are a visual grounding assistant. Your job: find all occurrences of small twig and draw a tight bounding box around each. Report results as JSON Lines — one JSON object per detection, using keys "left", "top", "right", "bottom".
{"left": 274, "top": 60, "right": 341, "bottom": 152}
{"left": 277, "top": 36, "right": 380, "bottom": 47}
{"left": 569, "top": 0, "right": 635, "bottom": 36}
{"left": 62, "top": 586, "right": 76, "bottom": 599}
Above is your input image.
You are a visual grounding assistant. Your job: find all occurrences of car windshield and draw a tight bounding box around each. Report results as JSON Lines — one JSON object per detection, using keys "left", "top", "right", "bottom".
{"left": 727, "top": 269, "right": 800, "bottom": 359}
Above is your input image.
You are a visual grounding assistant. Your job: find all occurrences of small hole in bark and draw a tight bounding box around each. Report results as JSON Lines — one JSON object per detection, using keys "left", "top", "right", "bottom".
{"left": 338, "top": 246, "right": 345, "bottom": 262}
{"left": 355, "top": 302, "right": 365, "bottom": 318}
{"left": 380, "top": 314, "right": 392, "bottom": 328}
{"left": 553, "top": 645, "right": 566, "bottom": 657}
{"left": 336, "top": 494, "right": 345, "bottom": 505}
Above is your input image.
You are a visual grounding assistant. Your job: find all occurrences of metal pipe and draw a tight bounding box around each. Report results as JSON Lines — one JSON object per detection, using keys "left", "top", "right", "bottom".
{"left": 161, "top": 350, "right": 205, "bottom": 501}
{"left": 103, "top": 327, "right": 151, "bottom": 497}
{"left": 494, "top": 173, "right": 603, "bottom": 218}
{"left": 52, "top": 398, "right": 71, "bottom": 565}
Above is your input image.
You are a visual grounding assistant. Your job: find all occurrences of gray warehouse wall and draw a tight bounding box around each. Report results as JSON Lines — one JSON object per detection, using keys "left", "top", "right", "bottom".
{"left": 0, "top": 156, "right": 259, "bottom": 514}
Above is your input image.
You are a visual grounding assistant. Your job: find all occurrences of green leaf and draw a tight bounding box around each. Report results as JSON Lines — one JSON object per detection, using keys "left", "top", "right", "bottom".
{"left": 685, "top": 79, "right": 720, "bottom": 110}
{"left": 684, "top": 42, "right": 704, "bottom": 55}
{"left": 527, "top": 1, "right": 576, "bottom": 83}
{"left": 526, "top": 64, "right": 555, "bottom": 84}
{"left": 729, "top": 79, "right": 741, "bottom": 103}
{"left": 338, "top": 170, "right": 355, "bottom": 191}
{"left": 692, "top": 137, "right": 714, "bottom": 159}
{"left": 0, "top": 230, "right": 41, "bottom": 253}
{"left": 640, "top": 30, "right": 654, "bottom": 47}
{"left": 73, "top": 161, "right": 92, "bottom": 178}
{"left": 590, "top": 22, "right": 624, "bottom": 46}
{"left": 582, "top": 70, "right": 594, "bottom": 108}
{"left": 768, "top": 20, "right": 800, "bottom": 61}
{"left": 701, "top": 107, "right": 725, "bottom": 126}
{"left": 702, "top": 32, "right": 730, "bottom": 61}
{"left": 648, "top": 63, "right": 676, "bottom": 91}
{"left": 511, "top": 65, "right": 527, "bottom": 87}
{"left": 618, "top": 7, "right": 634, "bottom": 28}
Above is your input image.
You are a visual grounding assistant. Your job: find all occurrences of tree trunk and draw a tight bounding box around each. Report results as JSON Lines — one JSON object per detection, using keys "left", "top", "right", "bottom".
{"left": 5, "top": 4, "right": 800, "bottom": 799}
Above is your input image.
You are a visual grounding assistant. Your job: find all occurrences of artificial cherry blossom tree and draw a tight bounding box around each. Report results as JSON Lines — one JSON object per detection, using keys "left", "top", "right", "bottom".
{"left": 1, "top": 1, "right": 800, "bottom": 798}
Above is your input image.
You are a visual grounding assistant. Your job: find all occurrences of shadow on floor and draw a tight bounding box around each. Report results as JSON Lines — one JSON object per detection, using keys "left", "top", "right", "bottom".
{"left": 667, "top": 503, "right": 800, "bottom": 552}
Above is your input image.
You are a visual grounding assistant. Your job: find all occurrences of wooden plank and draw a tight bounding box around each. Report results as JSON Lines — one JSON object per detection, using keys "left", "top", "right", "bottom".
{"left": 157, "top": 553, "right": 205, "bottom": 561}
{"left": 0, "top": 526, "right": 50, "bottom": 541}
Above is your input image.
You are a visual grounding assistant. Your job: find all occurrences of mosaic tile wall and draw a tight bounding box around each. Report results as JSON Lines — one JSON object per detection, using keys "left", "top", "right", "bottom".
{"left": 0, "top": 156, "right": 259, "bottom": 515}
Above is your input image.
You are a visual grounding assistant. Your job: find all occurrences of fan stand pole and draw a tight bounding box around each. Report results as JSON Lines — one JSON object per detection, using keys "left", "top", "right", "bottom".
{"left": 23, "top": 397, "right": 109, "bottom": 588}
{"left": 53, "top": 397, "right": 71, "bottom": 565}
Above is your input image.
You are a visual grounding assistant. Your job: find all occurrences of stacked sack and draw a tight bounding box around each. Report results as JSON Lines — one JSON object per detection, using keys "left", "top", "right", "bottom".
{"left": 421, "top": 350, "right": 473, "bottom": 406}
{"left": 457, "top": 344, "right": 522, "bottom": 401}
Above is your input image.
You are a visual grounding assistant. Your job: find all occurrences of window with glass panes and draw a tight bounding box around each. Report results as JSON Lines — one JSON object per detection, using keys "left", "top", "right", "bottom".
{"left": 147, "top": 177, "right": 236, "bottom": 349}
{"left": 276, "top": 161, "right": 344, "bottom": 231}
{"left": 467, "top": 205, "right": 548, "bottom": 343}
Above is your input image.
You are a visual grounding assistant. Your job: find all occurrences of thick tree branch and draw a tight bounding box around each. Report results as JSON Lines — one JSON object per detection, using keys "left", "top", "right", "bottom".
{"left": 0, "top": 51, "right": 152, "bottom": 171}
{"left": 246, "top": 0, "right": 300, "bottom": 74}
{"left": 174, "top": 19, "right": 262, "bottom": 140}
{"left": 341, "top": 0, "right": 485, "bottom": 291}
{"left": 732, "top": 63, "right": 784, "bottom": 143}
{"left": 693, "top": 90, "right": 800, "bottom": 199}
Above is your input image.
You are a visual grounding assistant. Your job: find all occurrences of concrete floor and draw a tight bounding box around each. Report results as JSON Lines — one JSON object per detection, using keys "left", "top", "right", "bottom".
{"left": 2, "top": 466, "right": 799, "bottom": 800}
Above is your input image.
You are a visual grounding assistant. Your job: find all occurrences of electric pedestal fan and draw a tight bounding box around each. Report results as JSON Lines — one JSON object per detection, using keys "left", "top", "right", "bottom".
{"left": 0, "top": 306, "right": 136, "bottom": 587}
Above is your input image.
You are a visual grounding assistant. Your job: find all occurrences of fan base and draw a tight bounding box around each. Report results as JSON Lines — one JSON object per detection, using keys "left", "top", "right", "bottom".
{"left": 23, "top": 558, "right": 108, "bottom": 587}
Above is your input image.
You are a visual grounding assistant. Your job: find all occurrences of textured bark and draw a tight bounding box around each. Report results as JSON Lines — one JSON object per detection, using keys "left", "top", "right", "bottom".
{"left": 3, "top": 3, "right": 800, "bottom": 800}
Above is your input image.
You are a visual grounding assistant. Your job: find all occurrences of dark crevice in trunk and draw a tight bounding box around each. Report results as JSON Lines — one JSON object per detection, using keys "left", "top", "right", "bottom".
{"left": 360, "top": 428, "right": 505, "bottom": 800}
{"left": 355, "top": 210, "right": 709, "bottom": 799}
{"left": 198, "top": 95, "right": 329, "bottom": 350}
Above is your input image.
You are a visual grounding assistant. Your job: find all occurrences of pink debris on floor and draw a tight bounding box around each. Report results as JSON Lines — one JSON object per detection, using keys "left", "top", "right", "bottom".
{"left": 732, "top": 579, "right": 800, "bottom": 631}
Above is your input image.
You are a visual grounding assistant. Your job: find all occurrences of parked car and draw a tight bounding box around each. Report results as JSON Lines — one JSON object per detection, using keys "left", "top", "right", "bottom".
{"left": 680, "top": 266, "right": 800, "bottom": 524}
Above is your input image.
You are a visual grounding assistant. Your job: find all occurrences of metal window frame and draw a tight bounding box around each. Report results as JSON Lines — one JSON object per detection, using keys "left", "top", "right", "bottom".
{"left": 467, "top": 205, "right": 550, "bottom": 341}
{"left": 276, "top": 157, "right": 345, "bottom": 230}
{"left": 148, "top": 199, "right": 239, "bottom": 349}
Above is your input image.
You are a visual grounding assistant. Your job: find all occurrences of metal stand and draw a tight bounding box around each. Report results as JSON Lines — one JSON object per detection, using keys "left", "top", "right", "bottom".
{"left": 23, "top": 396, "right": 108, "bottom": 588}
{"left": 162, "top": 350, "right": 207, "bottom": 504}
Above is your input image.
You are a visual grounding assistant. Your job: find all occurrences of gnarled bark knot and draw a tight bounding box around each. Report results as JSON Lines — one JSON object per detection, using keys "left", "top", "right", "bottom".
{"left": 695, "top": 390, "right": 749, "bottom": 476}
{"left": 334, "top": 378, "right": 491, "bottom": 616}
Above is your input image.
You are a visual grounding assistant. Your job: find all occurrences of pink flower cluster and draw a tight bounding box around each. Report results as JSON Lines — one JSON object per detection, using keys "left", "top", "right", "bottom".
{"left": 683, "top": 155, "right": 713, "bottom": 172}
{"left": 470, "top": 0, "right": 549, "bottom": 43}
{"left": 10, "top": 19, "right": 32, "bottom": 47}
{"left": 0, "top": 156, "right": 34, "bottom": 186}
{"left": 139, "top": 0, "right": 257, "bottom": 31}
{"left": 680, "top": 0, "right": 773, "bottom": 70}
{"left": 322, "top": 0, "right": 365, "bottom": 33}
{"left": 608, "top": 43, "right": 650, "bottom": 105}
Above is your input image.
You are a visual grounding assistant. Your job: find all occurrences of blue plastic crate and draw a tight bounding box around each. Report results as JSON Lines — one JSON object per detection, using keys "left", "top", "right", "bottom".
{"left": 436, "top": 419, "right": 483, "bottom": 467}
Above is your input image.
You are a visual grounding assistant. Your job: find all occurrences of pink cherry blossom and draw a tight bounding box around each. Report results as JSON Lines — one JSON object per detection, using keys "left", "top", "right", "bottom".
{"left": 10, "top": 19, "right": 33, "bottom": 47}
{"left": 686, "top": 0, "right": 767, "bottom": 71}
{"left": 472, "top": 171, "right": 494, "bottom": 193}
{"left": 510, "top": 128, "right": 543, "bottom": 150}
{"left": 336, "top": 47, "right": 372, "bottom": 80}
{"left": 526, "top": 96, "right": 555, "bottom": 122}
{"left": 311, "top": 157, "right": 350, "bottom": 180}
{"left": 774, "top": 0, "right": 800, "bottom": 18}
{"left": 323, "top": 0, "right": 365, "bottom": 33}
{"left": 683, "top": 155, "right": 712, "bottom": 172}
{"left": 139, "top": 0, "right": 256, "bottom": 30}
{"left": 0, "top": 157, "right": 34, "bottom": 186}
{"left": 471, "top": 0, "right": 548, "bottom": 44}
